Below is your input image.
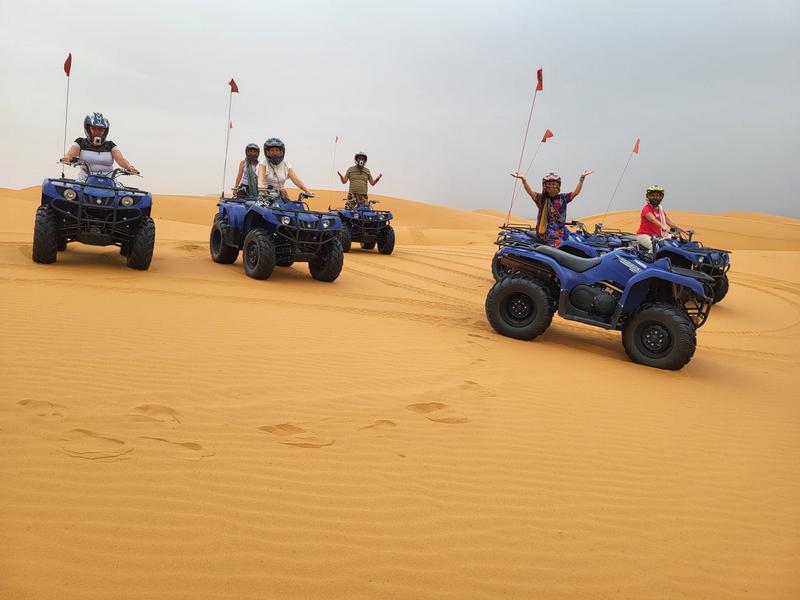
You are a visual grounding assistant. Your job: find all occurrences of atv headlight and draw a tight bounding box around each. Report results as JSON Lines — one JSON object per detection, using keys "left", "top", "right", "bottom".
{"left": 63, "top": 189, "right": 77, "bottom": 201}
{"left": 322, "top": 219, "right": 332, "bottom": 228}
{"left": 281, "top": 216, "right": 291, "bottom": 226}
{"left": 121, "top": 195, "right": 134, "bottom": 207}
{"left": 379, "top": 214, "right": 386, "bottom": 220}
{"left": 351, "top": 213, "right": 359, "bottom": 219}
{"left": 697, "top": 256, "right": 704, "bottom": 263}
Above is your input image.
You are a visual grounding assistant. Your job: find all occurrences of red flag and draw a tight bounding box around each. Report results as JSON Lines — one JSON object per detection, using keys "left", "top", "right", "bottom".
{"left": 541, "top": 129, "right": 554, "bottom": 143}
{"left": 64, "top": 53, "right": 72, "bottom": 77}
{"left": 229, "top": 120, "right": 234, "bottom": 129}
{"left": 228, "top": 78, "right": 239, "bottom": 94}
{"left": 536, "top": 68, "right": 543, "bottom": 91}
{"left": 633, "top": 138, "right": 640, "bottom": 154}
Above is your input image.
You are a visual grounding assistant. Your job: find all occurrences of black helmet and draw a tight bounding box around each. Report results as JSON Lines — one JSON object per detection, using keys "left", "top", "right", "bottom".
{"left": 354, "top": 151, "right": 367, "bottom": 166}
{"left": 245, "top": 143, "right": 260, "bottom": 160}
{"left": 264, "top": 137, "right": 285, "bottom": 166}
{"left": 84, "top": 112, "right": 110, "bottom": 146}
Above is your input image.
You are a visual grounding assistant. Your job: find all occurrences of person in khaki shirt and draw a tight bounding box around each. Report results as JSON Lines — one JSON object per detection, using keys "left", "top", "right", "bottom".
{"left": 337, "top": 151, "right": 382, "bottom": 207}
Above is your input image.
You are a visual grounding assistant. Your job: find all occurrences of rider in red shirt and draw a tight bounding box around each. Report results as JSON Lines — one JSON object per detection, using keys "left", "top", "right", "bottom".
{"left": 636, "top": 185, "right": 687, "bottom": 251}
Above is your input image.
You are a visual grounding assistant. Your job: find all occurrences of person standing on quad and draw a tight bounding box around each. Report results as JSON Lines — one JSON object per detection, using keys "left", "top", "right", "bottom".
{"left": 233, "top": 143, "right": 261, "bottom": 197}
{"left": 636, "top": 185, "right": 688, "bottom": 251}
{"left": 337, "top": 152, "right": 383, "bottom": 208}
{"left": 257, "top": 138, "right": 314, "bottom": 199}
{"left": 511, "top": 170, "right": 593, "bottom": 247}
{"left": 60, "top": 112, "right": 139, "bottom": 182}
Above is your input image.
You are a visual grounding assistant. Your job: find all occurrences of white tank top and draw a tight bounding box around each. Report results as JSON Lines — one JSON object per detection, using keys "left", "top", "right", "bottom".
{"left": 72, "top": 138, "right": 116, "bottom": 181}
{"left": 241, "top": 160, "right": 258, "bottom": 186}
{"left": 259, "top": 161, "right": 292, "bottom": 191}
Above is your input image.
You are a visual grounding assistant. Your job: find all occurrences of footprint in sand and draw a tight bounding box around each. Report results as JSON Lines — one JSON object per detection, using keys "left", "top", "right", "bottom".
{"left": 258, "top": 423, "right": 335, "bottom": 448}
{"left": 128, "top": 404, "right": 182, "bottom": 427}
{"left": 358, "top": 419, "right": 397, "bottom": 432}
{"left": 60, "top": 429, "right": 133, "bottom": 461}
{"left": 459, "top": 380, "right": 496, "bottom": 398}
{"left": 18, "top": 399, "right": 66, "bottom": 422}
{"left": 406, "top": 402, "right": 470, "bottom": 424}
{"left": 135, "top": 436, "right": 213, "bottom": 460}
{"left": 178, "top": 243, "right": 205, "bottom": 253}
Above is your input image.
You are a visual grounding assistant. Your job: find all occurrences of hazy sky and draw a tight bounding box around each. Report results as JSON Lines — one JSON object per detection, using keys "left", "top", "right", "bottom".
{"left": 0, "top": 0, "right": 798, "bottom": 217}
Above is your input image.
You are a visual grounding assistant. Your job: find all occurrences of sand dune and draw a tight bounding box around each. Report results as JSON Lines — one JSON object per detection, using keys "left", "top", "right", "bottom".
{"left": 1, "top": 185, "right": 799, "bottom": 599}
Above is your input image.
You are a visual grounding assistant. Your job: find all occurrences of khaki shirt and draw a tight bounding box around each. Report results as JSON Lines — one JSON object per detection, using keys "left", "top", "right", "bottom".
{"left": 346, "top": 165, "right": 371, "bottom": 196}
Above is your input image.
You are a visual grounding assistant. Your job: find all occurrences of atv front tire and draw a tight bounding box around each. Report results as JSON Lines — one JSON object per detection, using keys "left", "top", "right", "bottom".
{"left": 32, "top": 206, "right": 58, "bottom": 264}
{"left": 243, "top": 228, "right": 276, "bottom": 280}
{"left": 377, "top": 226, "right": 395, "bottom": 255}
{"left": 309, "top": 238, "right": 344, "bottom": 282}
{"left": 340, "top": 223, "right": 352, "bottom": 253}
{"left": 622, "top": 303, "right": 696, "bottom": 370}
{"left": 127, "top": 217, "right": 156, "bottom": 270}
{"left": 712, "top": 273, "right": 729, "bottom": 304}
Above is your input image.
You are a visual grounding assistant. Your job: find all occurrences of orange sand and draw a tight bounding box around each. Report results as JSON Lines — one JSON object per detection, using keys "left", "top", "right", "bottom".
{"left": 1, "top": 186, "right": 798, "bottom": 599}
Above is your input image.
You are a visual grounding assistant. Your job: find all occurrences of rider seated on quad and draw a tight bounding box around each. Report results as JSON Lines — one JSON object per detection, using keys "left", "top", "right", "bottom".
{"left": 257, "top": 137, "right": 314, "bottom": 200}
{"left": 337, "top": 151, "right": 383, "bottom": 208}
{"left": 233, "top": 143, "right": 260, "bottom": 198}
{"left": 60, "top": 112, "right": 139, "bottom": 182}
{"left": 511, "top": 170, "right": 593, "bottom": 247}
{"left": 636, "top": 185, "right": 688, "bottom": 251}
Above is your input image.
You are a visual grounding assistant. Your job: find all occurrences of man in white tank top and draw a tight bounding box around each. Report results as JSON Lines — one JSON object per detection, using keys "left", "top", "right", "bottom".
{"left": 257, "top": 137, "right": 314, "bottom": 199}
{"left": 60, "top": 112, "right": 139, "bottom": 182}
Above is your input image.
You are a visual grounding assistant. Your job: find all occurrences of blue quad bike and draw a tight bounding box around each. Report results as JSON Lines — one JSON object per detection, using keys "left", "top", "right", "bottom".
{"left": 493, "top": 222, "right": 732, "bottom": 304}
{"left": 209, "top": 192, "right": 344, "bottom": 282}
{"left": 333, "top": 198, "right": 395, "bottom": 255}
{"left": 564, "top": 225, "right": 732, "bottom": 304}
{"left": 486, "top": 241, "right": 715, "bottom": 370}
{"left": 490, "top": 221, "right": 617, "bottom": 281}
{"left": 32, "top": 160, "right": 155, "bottom": 269}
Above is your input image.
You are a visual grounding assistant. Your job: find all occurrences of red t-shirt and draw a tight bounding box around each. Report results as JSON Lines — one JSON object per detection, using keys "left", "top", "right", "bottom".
{"left": 637, "top": 204, "right": 667, "bottom": 236}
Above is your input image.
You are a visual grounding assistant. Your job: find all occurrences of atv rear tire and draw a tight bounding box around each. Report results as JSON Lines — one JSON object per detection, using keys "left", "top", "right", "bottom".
{"left": 127, "top": 216, "right": 156, "bottom": 270}
{"left": 243, "top": 228, "right": 276, "bottom": 280}
{"left": 340, "top": 223, "right": 352, "bottom": 253}
{"left": 491, "top": 254, "right": 512, "bottom": 282}
{"left": 309, "top": 238, "right": 344, "bottom": 282}
{"left": 361, "top": 240, "right": 376, "bottom": 250}
{"left": 210, "top": 219, "right": 239, "bottom": 264}
{"left": 712, "top": 273, "right": 729, "bottom": 304}
{"left": 378, "top": 226, "right": 395, "bottom": 255}
{"left": 622, "top": 303, "right": 696, "bottom": 370}
{"left": 486, "top": 274, "right": 554, "bottom": 340}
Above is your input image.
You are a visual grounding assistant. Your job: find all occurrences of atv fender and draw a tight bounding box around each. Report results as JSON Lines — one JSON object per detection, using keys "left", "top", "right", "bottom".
{"left": 621, "top": 268, "right": 710, "bottom": 311}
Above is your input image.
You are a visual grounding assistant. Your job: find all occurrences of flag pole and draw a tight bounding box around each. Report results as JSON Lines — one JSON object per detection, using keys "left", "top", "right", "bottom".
{"left": 329, "top": 135, "right": 339, "bottom": 196}
{"left": 61, "top": 53, "right": 72, "bottom": 178}
{"left": 505, "top": 67, "right": 543, "bottom": 225}
{"left": 600, "top": 138, "right": 639, "bottom": 227}
{"left": 506, "top": 140, "right": 541, "bottom": 223}
{"left": 220, "top": 91, "right": 233, "bottom": 199}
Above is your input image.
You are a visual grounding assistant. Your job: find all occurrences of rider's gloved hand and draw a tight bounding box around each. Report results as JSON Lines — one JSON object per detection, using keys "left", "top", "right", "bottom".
{"left": 126, "top": 166, "right": 140, "bottom": 175}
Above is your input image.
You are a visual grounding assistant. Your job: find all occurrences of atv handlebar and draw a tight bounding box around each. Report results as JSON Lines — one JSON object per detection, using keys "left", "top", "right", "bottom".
{"left": 58, "top": 159, "right": 140, "bottom": 178}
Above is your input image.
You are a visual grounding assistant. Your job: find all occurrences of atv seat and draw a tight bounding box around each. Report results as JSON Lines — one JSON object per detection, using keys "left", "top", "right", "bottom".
{"left": 534, "top": 245, "right": 602, "bottom": 273}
